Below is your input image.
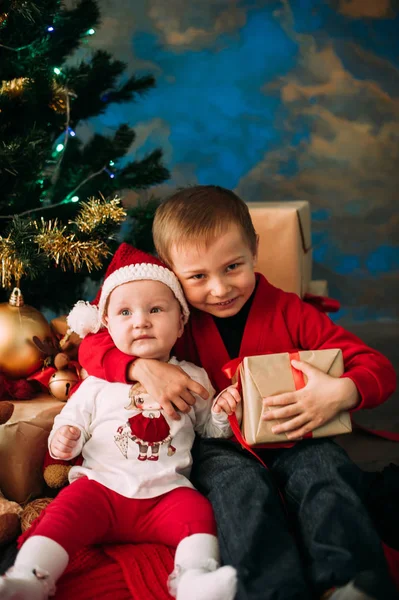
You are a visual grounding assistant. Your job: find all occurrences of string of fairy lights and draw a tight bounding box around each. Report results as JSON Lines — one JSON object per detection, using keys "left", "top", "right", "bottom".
{"left": 0, "top": 15, "right": 129, "bottom": 287}
{"left": 1, "top": 17, "right": 118, "bottom": 213}
{"left": 44, "top": 24, "right": 116, "bottom": 208}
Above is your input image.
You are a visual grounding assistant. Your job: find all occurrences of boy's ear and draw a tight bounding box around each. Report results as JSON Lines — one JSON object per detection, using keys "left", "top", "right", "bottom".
{"left": 253, "top": 234, "right": 260, "bottom": 266}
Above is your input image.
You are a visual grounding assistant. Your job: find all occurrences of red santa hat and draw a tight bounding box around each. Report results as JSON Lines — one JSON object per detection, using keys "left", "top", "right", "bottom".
{"left": 67, "top": 243, "right": 190, "bottom": 338}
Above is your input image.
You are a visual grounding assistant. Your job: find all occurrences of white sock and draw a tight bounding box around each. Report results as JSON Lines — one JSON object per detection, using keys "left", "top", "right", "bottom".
{"left": 0, "top": 536, "right": 69, "bottom": 600}
{"left": 169, "top": 534, "right": 237, "bottom": 600}
{"left": 329, "top": 582, "right": 375, "bottom": 600}
{"left": 0, "top": 571, "right": 46, "bottom": 600}
{"left": 176, "top": 566, "right": 237, "bottom": 600}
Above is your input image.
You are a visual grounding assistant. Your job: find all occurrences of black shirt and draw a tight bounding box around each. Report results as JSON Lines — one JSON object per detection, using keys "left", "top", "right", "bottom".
{"left": 212, "top": 288, "right": 256, "bottom": 359}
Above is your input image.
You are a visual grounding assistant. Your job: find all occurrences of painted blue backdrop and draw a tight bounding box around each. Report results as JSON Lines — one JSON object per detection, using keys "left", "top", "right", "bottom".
{"left": 75, "top": 0, "right": 399, "bottom": 323}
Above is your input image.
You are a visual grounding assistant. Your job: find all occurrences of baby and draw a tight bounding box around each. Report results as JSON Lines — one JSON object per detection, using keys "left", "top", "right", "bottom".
{"left": 0, "top": 244, "right": 238, "bottom": 600}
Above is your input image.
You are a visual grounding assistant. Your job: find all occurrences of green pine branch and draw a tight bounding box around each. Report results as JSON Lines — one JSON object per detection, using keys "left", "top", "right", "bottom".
{"left": 0, "top": 0, "right": 169, "bottom": 309}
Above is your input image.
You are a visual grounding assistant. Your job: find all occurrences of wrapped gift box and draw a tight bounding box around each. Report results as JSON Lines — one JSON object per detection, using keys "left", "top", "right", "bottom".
{"left": 247, "top": 201, "right": 312, "bottom": 297}
{"left": 307, "top": 280, "right": 328, "bottom": 297}
{"left": 0, "top": 394, "right": 64, "bottom": 503}
{"left": 235, "top": 349, "right": 352, "bottom": 445}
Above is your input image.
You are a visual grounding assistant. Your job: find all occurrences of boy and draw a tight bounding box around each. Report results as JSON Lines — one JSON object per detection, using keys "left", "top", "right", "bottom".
{"left": 78, "top": 186, "right": 397, "bottom": 600}
{"left": 0, "top": 245, "right": 238, "bottom": 600}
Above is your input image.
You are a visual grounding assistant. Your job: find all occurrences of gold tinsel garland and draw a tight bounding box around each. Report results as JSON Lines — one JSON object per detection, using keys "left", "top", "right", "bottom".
{"left": 0, "top": 77, "right": 29, "bottom": 97}
{"left": 0, "top": 237, "right": 25, "bottom": 288}
{"left": 0, "top": 197, "right": 127, "bottom": 288}
{"left": 34, "top": 221, "right": 110, "bottom": 272}
{"left": 0, "top": 78, "right": 73, "bottom": 114}
{"left": 48, "top": 82, "right": 68, "bottom": 113}
{"left": 72, "top": 197, "right": 127, "bottom": 234}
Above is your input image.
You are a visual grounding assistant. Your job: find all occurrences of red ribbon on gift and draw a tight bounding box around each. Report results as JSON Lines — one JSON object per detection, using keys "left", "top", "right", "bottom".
{"left": 222, "top": 352, "right": 310, "bottom": 466}
{"left": 303, "top": 292, "right": 340, "bottom": 313}
{"left": 289, "top": 351, "right": 305, "bottom": 390}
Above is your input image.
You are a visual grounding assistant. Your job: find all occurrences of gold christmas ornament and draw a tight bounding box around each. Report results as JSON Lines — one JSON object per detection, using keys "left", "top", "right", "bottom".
{"left": 0, "top": 288, "right": 53, "bottom": 378}
{"left": 49, "top": 369, "right": 79, "bottom": 401}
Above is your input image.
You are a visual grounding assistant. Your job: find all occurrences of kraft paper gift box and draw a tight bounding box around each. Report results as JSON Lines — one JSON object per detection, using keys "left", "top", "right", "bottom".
{"left": 247, "top": 201, "right": 312, "bottom": 297}
{"left": 307, "top": 280, "right": 329, "bottom": 297}
{"left": 0, "top": 393, "right": 64, "bottom": 503}
{"left": 235, "top": 349, "right": 352, "bottom": 445}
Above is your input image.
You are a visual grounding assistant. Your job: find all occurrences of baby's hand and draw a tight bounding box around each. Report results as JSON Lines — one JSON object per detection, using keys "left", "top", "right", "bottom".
{"left": 213, "top": 384, "right": 241, "bottom": 415}
{"left": 50, "top": 425, "right": 81, "bottom": 460}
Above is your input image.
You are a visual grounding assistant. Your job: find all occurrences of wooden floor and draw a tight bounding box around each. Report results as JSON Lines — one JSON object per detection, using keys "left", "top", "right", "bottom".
{"left": 334, "top": 321, "right": 399, "bottom": 471}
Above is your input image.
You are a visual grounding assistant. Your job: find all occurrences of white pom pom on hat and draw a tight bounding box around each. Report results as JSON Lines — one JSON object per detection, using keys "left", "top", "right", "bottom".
{"left": 67, "top": 243, "right": 190, "bottom": 338}
{"left": 67, "top": 301, "right": 102, "bottom": 338}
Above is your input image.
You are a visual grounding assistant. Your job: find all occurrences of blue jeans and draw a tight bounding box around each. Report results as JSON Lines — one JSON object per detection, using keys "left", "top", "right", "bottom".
{"left": 190, "top": 437, "right": 394, "bottom": 600}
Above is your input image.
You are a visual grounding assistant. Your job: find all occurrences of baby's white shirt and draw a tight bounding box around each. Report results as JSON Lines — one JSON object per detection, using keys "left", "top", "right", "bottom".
{"left": 48, "top": 357, "right": 231, "bottom": 499}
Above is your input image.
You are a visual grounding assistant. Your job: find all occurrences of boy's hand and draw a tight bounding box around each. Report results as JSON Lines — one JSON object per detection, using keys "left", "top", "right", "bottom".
{"left": 213, "top": 384, "right": 241, "bottom": 415}
{"left": 262, "top": 359, "right": 360, "bottom": 440}
{"left": 128, "top": 359, "right": 209, "bottom": 421}
{"left": 50, "top": 425, "right": 81, "bottom": 460}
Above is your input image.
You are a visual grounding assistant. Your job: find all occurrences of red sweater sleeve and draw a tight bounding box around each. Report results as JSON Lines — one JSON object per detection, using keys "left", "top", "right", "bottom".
{"left": 282, "top": 292, "right": 397, "bottom": 411}
{"left": 78, "top": 326, "right": 198, "bottom": 383}
{"left": 78, "top": 330, "right": 133, "bottom": 383}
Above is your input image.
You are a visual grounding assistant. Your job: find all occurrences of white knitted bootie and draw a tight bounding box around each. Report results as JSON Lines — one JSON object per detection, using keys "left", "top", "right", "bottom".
{"left": 0, "top": 536, "right": 68, "bottom": 600}
{"left": 168, "top": 534, "right": 237, "bottom": 600}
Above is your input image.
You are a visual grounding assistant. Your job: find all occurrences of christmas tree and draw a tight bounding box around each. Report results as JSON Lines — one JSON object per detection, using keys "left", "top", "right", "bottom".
{"left": 0, "top": 0, "right": 169, "bottom": 312}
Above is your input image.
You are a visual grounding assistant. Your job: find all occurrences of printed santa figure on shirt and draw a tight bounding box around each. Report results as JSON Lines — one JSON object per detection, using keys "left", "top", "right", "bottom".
{"left": 114, "top": 382, "right": 176, "bottom": 461}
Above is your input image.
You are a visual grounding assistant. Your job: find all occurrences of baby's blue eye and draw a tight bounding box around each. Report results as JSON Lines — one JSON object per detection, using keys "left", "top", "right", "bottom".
{"left": 150, "top": 307, "right": 161, "bottom": 313}
{"left": 191, "top": 274, "right": 205, "bottom": 280}
{"left": 121, "top": 309, "right": 131, "bottom": 316}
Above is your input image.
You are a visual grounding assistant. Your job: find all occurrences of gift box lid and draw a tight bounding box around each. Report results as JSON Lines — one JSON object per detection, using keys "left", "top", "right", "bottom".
{"left": 307, "top": 279, "right": 329, "bottom": 297}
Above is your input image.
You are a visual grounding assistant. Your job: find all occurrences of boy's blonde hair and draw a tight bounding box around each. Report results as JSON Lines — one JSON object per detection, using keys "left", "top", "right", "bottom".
{"left": 153, "top": 185, "right": 257, "bottom": 266}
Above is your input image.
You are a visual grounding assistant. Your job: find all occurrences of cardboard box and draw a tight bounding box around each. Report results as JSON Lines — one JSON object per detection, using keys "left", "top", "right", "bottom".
{"left": 247, "top": 201, "right": 312, "bottom": 297}
{"left": 0, "top": 394, "right": 64, "bottom": 503}
{"left": 236, "top": 349, "right": 352, "bottom": 445}
{"left": 307, "top": 280, "right": 329, "bottom": 297}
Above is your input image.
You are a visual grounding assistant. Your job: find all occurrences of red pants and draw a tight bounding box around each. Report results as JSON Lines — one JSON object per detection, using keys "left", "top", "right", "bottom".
{"left": 31, "top": 478, "right": 216, "bottom": 558}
